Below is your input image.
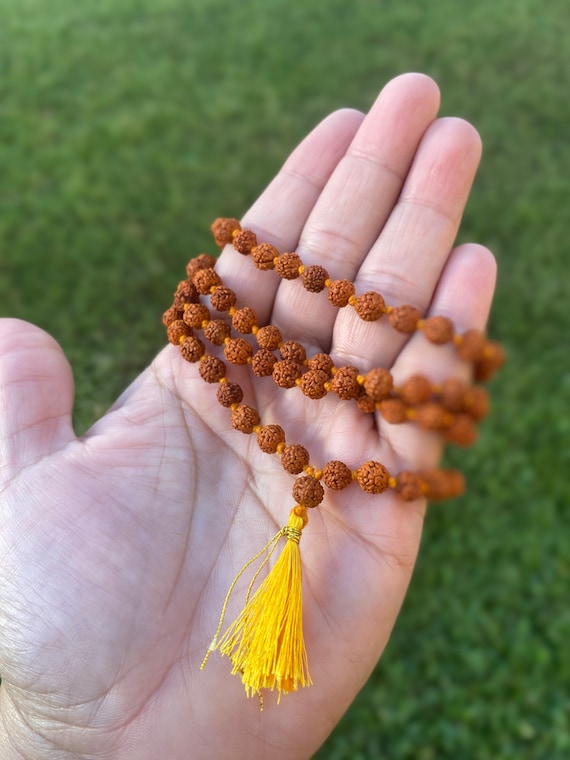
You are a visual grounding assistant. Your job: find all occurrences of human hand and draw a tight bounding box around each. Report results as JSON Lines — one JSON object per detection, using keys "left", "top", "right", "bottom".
{"left": 0, "top": 73, "right": 496, "bottom": 759}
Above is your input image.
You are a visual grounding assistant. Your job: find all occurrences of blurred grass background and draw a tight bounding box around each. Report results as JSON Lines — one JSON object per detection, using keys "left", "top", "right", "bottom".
{"left": 0, "top": 0, "right": 568, "bottom": 756}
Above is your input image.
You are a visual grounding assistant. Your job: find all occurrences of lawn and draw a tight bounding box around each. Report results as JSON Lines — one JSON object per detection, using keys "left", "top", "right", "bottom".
{"left": 1, "top": 0, "right": 568, "bottom": 756}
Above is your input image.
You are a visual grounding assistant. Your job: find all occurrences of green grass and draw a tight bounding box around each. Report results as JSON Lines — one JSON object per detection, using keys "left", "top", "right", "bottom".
{"left": 1, "top": 0, "right": 568, "bottom": 756}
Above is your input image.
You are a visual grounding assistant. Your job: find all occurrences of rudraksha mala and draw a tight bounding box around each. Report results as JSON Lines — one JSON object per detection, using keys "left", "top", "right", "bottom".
{"left": 163, "top": 218, "right": 504, "bottom": 704}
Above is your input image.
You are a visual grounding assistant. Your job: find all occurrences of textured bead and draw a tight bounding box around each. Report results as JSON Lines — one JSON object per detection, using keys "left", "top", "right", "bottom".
{"left": 179, "top": 336, "right": 205, "bottom": 363}
{"left": 216, "top": 381, "right": 244, "bottom": 407}
{"left": 272, "top": 360, "right": 303, "bottom": 389}
{"left": 330, "top": 366, "right": 361, "bottom": 400}
{"left": 389, "top": 304, "right": 421, "bottom": 333}
{"left": 274, "top": 252, "right": 302, "bottom": 279}
{"left": 398, "top": 374, "right": 432, "bottom": 406}
{"left": 328, "top": 279, "right": 355, "bottom": 307}
{"left": 231, "top": 307, "right": 258, "bottom": 334}
{"left": 440, "top": 378, "right": 469, "bottom": 413}
{"left": 251, "top": 348, "right": 277, "bottom": 377}
{"left": 224, "top": 337, "right": 253, "bottom": 365}
{"left": 162, "top": 305, "right": 183, "bottom": 326}
{"left": 463, "top": 386, "right": 490, "bottom": 420}
{"left": 255, "top": 324, "right": 282, "bottom": 350}
{"left": 299, "top": 369, "right": 329, "bottom": 399}
{"left": 363, "top": 368, "right": 393, "bottom": 402}
{"left": 301, "top": 265, "right": 329, "bottom": 293}
{"left": 354, "top": 291, "right": 386, "bottom": 321}
{"left": 378, "top": 398, "right": 408, "bottom": 424}
{"left": 356, "top": 461, "right": 390, "bottom": 494}
{"left": 211, "top": 217, "right": 241, "bottom": 247}
{"left": 473, "top": 342, "right": 506, "bottom": 381}
{"left": 210, "top": 286, "right": 237, "bottom": 311}
{"left": 292, "top": 476, "right": 324, "bottom": 508}
{"left": 199, "top": 355, "right": 226, "bottom": 383}
{"left": 167, "top": 319, "right": 192, "bottom": 345}
{"left": 281, "top": 444, "right": 310, "bottom": 474}
{"left": 204, "top": 319, "right": 231, "bottom": 346}
{"left": 419, "top": 469, "right": 465, "bottom": 501}
{"left": 323, "top": 460, "right": 353, "bottom": 490}
{"left": 232, "top": 229, "right": 258, "bottom": 255}
{"left": 307, "top": 353, "right": 334, "bottom": 375}
{"left": 231, "top": 404, "right": 260, "bottom": 433}
{"left": 422, "top": 315, "right": 454, "bottom": 344}
{"left": 193, "top": 267, "right": 221, "bottom": 295}
{"left": 183, "top": 303, "right": 210, "bottom": 328}
{"left": 186, "top": 253, "right": 217, "bottom": 279}
{"left": 395, "top": 471, "right": 424, "bottom": 501}
{"left": 356, "top": 395, "right": 376, "bottom": 414}
{"left": 457, "top": 329, "right": 486, "bottom": 362}
{"left": 174, "top": 279, "right": 199, "bottom": 308}
{"left": 256, "top": 424, "right": 286, "bottom": 453}
{"left": 279, "top": 340, "right": 307, "bottom": 363}
{"left": 415, "top": 402, "right": 447, "bottom": 430}
{"left": 251, "top": 243, "right": 278, "bottom": 270}
{"left": 444, "top": 414, "right": 478, "bottom": 447}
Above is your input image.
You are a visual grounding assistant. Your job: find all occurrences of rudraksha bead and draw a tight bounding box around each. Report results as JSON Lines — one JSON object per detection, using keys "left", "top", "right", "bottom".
{"left": 256, "top": 424, "right": 286, "bottom": 454}
{"left": 183, "top": 303, "right": 210, "bottom": 329}
{"left": 211, "top": 217, "right": 241, "bottom": 247}
{"left": 186, "top": 253, "right": 217, "bottom": 279}
{"left": 440, "top": 378, "right": 469, "bottom": 413}
{"left": 204, "top": 319, "right": 231, "bottom": 346}
{"left": 323, "top": 460, "right": 353, "bottom": 490}
{"left": 420, "top": 469, "right": 465, "bottom": 500}
{"left": 398, "top": 374, "right": 432, "bottom": 406}
{"left": 174, "top": 279, "right": 199, "bottom": 307}
{"left": 422, "top": 315, "right": 454, "bottom": 344}
{"left": 231, "top": 404, "right": 260, "bottom": 433}
{"left": 193, "top": 267, "right": 222, "bottom": 295}
{"left": 330, "top": 366, "right": 361, "bottom": 400}
{"left": 232, "top": 229, "right": 258, "bottom": 254}
{"left": 231, "top": 307, "right": 258, "bottom": 334}
{"left": 378, "top": 398, "right": 408, "bottom": 424}
{"left": 363, "top": 367, "right": 393, "bottom": 402}
{"left": 301, "top": 265, "right": 329, "bottom": 293}
{"left": 473, "top": 342, "right": 505, "bottom": 381}
{"left": 292, "top": 476, "right": 324, "bottom": 508}
{"left": 415, "top": 402, "right": 447, "bottom": 431}
{"left": 327, "top": 279, "right": 355, "bottom": 307}
{"left": 279, "top": 340, "right": 307, "bottom": 363}
{"left": 457, "top": 329, "right": 486, "bottom": 362}
{"left": 272, "top": 360, "right": 303, "bottom": 389}
{"left": 216, "top": 381, "right": 244, "bottom": 407}
{"left": 389, "top": 304, "right": 421, "bottom": 333}
{"left": 251, "top": 348, "right": 277, "bottom": 377}
{"left": 356, "top": 461, "right": 390, "bottom": 494}
{"left": 394, "top": 471, "right": 424, "bottom": 501}
{"left": 199, "top": 356, "right": 226, "bottom": 383}
{"left": 167, "top": 319, "right": 192, "bottom": 345}
{"left": 299, "top": 369, "right": 329, "bottom": 400}
{"left": 210, "top": 286, "right": 237, "bottom": 311}
{"left": 255, "top": 324, "right": 282, "bottom": 350}
{"left": 354, "top": 291, "right": 386, "bottom": 321}
{"left": 179, "top": 336, "right": 205, "bottom": 363}
{"left": 162, "top": 305, "right": 183, "bottom": 327}
{"left": 224, "top": 337, "right": 253, "bottom": 365}
{"left": 281, "top": 444, "right": 310, "bottom": 474}
{"left": 274, "top": 252, "right": 302, "bottom": 279}
{"left": 463, "top": 386, "right": 490, "bottom": 421}
{"left": 444, "top": 414, "right": 478, "bottom": 447}
{"left": 251, "top": 243, "right": 278, "bottom": 270}
{"left": 356, "top": 395, "right": 377, "bottom": 413}
{"left": 307, "top": 353, "right": 334, "bottom": 375}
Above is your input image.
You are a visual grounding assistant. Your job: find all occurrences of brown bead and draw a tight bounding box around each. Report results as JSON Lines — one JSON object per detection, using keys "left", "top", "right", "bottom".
{"left": 457, "top": 329, "right": 486, "bottom": 362}
{"left": 255, "top": 324, "right": 282, "bottom": 350}
{"left": 307, "top": 353, "right": 334, "bottom": 375}
{"left": 231, "top": 404, "right": 260, "bottom": 434}
{"left": 281, "top": 444, "right": 310, "bottom": 474}
{"left": 174, "top": 279, "right": 199, "bottom": 308}
{"left": 389, "top": 304, "right": 421, "bottom": 333}
{"left": 232, "top": 307, "right": 258, "bottom": 334}
{"left": 179, "top": 336, "right": 205, "bottom": 363}
{"left": 279, "top": 340, "right": 307, "bottom": 363}
{"left": 210, "top": 286, "right": 237, "bottom": 312}
{"left": 398, "top": 374, "right": 432, "bottom": 405}
{"left": 274, "top": 252, "right": 302, "bottom": 279}
{"left": 394, "top": 471, "right": 424, "bottom": 502}
{"left": 292, "top": 476, "right": 324, "bottom": 508}
{"left": 251, "top": 349, "right": 277, "bottom": 377}
{"left": 323, "top": 460, "right": 353, "bottom": 490}
{"left": 167, "top": 319, "right": 192, "bottom": 345}
{"left": 251, "top": 243, "right": 278, "bottom": 270}
{"left": 211, "top": 217, "right": 241, "bottom": 247}
{"left": 301, "top": 265, "right": 329, "bottom": 293}
{"left": 422, "top": 315, "right": 454, "bottom": 344}
{"left": 356, "top": 461, "right": 390, "bottom": 494}
{"left": 193, "top": 267, "right": 221, "bottom": 295}
{"left": 363, "top": 367, "right": 393, "bottom": 402}
{"left": 415, "top": 402, "right": 447, "bottom": 431}
{"left": 328, "top": 279, "right": 355, "bottom": 307}
{"left": 299, "top": 369, "right": 329, "bottom": 399}
{"left": 473, "top": 342, "right": 506, "bottom": 382}
{"left": 419, "top": 469, "right": 465, "bottom": 501}
{"left": 354, "top": 291, "right": 385, "bottom": 321}
{"left": 378, "top": 398, "right": 408, "bottom": 424}
{"left": 162, "top": 305, "right": 183, "bottom": 326}
{"left": 330, "top": 366, "right": 361, "bottom": 400}
{"left": 199, "top": 355, "right": 226, "bottom": 383}
{"left": 183, "top": 303, "right": 210, "bottom": 328}
{"left": 232, "top": 229, "right": 258, "bottom": 255}
{"left": 439, "top": 378, "right": 469, "bottom": 413}
{"left": 444, "top": 414, "right": 478, "bottom": 447}
{"left": 216, "top": 381, "right": 243, "bottom": 407}
{"left": 186, "top": 253, "right": 217, "bottom": 279}
{"left": 272, "top": 360, "right": 303, "bottom": 389}
{"left": 256, "top": 424, "right": 286, "bottom": 454}
{"left": 204, "top": 319, "right": 231, "bottom": 346}
{"left": 224, "top": 337, "right": 253, "bottom": 365}
{"left": 463, "top": 386, "right": 490, "bottom": 421}
{"left": 356, "top": 395, "right": 376, "bottom": 414}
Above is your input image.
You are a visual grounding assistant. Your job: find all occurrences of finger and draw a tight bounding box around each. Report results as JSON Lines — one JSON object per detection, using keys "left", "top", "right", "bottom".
{"left": 332, "top": 116, "right": 483, "bottom": 369}
{"left": 270, "top": 73, "right": 441, "bottom": 349}
{"left": 0, "top": 319, "right": 76, "bottom": 481}
{"left": 214, "top": 107, "right": 365, "bottom": 325}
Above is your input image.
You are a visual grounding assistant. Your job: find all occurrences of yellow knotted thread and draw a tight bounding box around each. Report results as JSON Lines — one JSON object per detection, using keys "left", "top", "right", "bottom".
{"left": 201, "top": 505, "right": 311, "bottom": 701}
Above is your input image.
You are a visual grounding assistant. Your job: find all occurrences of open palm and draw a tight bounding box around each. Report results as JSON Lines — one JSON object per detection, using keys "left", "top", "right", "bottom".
{"left": 0, "top": 74, "right": 496, "bottom": 759}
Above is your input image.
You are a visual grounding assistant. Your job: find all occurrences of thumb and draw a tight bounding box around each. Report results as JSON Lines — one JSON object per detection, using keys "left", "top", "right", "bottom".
{"left": 0, "top": 319, "right": 76, "bottom": 478}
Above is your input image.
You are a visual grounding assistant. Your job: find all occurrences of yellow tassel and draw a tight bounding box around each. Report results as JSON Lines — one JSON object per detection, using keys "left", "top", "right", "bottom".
{"left": 201, "top": 505, "right": 312, "bottom": 702}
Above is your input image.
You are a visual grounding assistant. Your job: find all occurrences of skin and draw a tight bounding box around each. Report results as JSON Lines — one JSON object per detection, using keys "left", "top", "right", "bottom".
{"left": 0, "top": 73, "right": 497, "bottom": 759}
